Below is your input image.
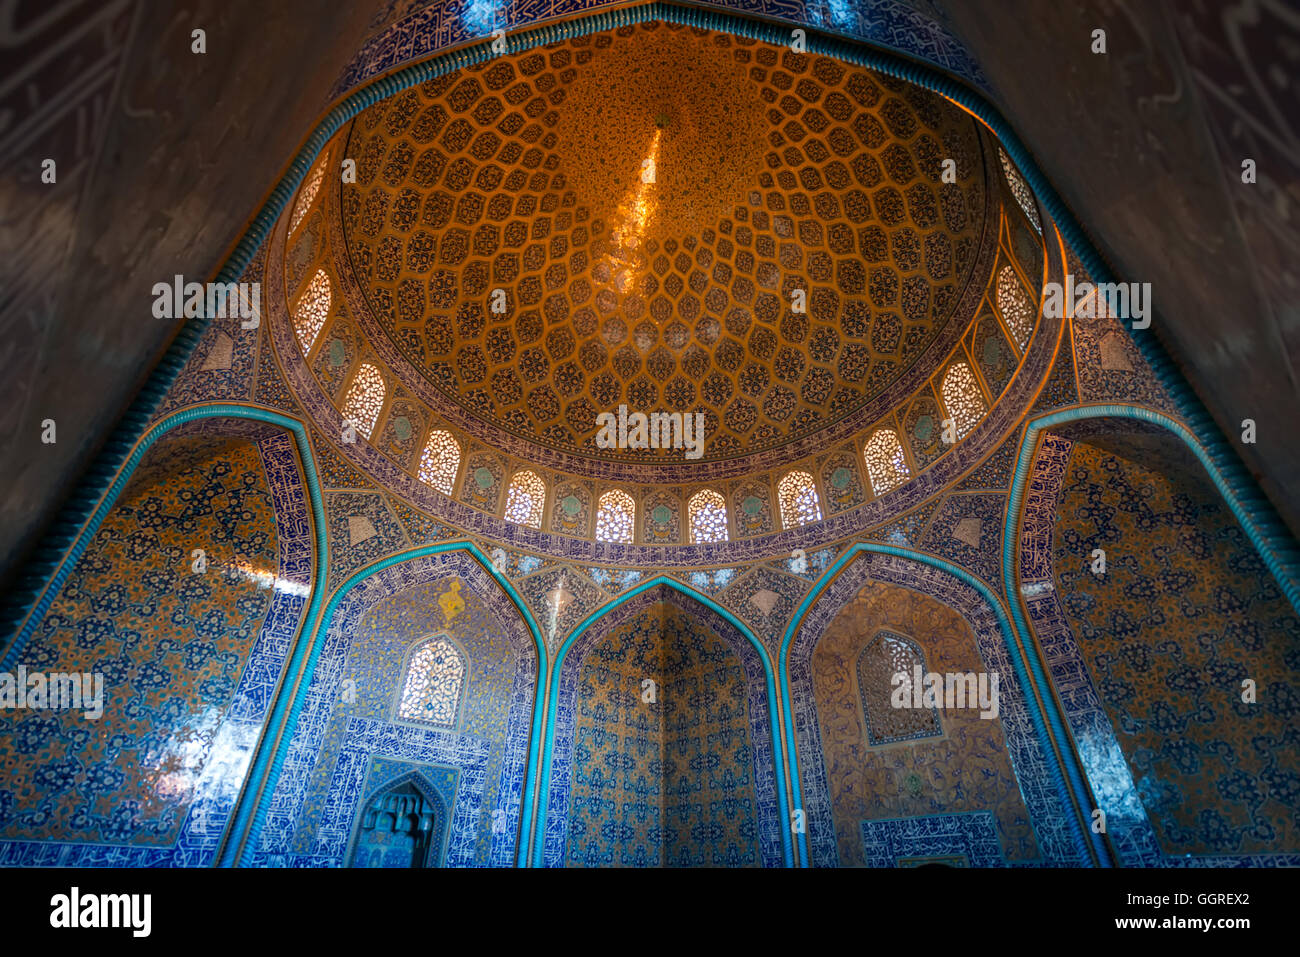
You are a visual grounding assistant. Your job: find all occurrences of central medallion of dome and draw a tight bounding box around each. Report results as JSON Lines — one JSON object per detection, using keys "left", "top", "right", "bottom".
{"left": 338, "top": 22, "right": 990, "bottom": 467}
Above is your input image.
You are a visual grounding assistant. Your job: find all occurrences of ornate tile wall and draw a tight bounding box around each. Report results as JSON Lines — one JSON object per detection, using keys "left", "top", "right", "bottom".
{"left": 804, "top": 577, "right": 1039, "bottom": 865}
{"left": 253, "top": 552, "right": 536, "bottom": 867}
{"left": 788, "top": 551, "right": 1085, "bottom": 867}
{"left": 0, "top": 430, "right": 312, "bottom": 866}
{"left": 542, "top": 584, "right": 782, "bottom": 866}
{"left": 1020, "top": 430, "right": 1300, "bottom": 865}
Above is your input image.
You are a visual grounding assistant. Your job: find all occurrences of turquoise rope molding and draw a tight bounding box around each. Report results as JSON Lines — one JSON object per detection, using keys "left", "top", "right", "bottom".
{"left": 226, "top": 541, "right": 551, "bottom": 869}
{"left": 777, "top": 542, "right": 1107, "bottom": 868}
{"left": 530, "top": 575, "right": 794, "bottom": 868}
{"left": 7, "top": 0, "right": 1296, "bottom": 673}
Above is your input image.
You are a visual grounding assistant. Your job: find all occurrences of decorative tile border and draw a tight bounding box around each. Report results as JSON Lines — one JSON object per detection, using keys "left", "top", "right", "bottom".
{"left": 330, "top": 0, "right": 988, "bottom": 100}
{"left": 862, "top": 811, "right": 1005, "bottom": 867}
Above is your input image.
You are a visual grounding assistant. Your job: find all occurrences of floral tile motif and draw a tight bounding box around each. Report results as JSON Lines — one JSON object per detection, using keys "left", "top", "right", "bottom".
{"left": 389, "top": 497, "right": 459, "bottom": 547}
{"left": 865, "top": 499, "right": 938, "bottom": 549}
{"left": 312, "top": 433, "right": 375, "bottom": 490}
{"left": 518, "top": 566, "right": 606, "bottom": 656}
{"left": 956, "top": 429, "right": 1022, "bottom": 492}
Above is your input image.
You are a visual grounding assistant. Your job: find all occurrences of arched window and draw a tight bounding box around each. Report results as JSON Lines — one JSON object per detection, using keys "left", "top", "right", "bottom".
{"left": 858, "top": 631, "right": 942, "bottom": 746}
{"left": 863, "top": 429, "right": 910, "bottom": 496}
{"left": 293, "top": 269, "right": 332, "bottom": 353}
{"left": 289, "top": 151, "right": 329, "bottom": 234}
{"left": 594, "top": 489, "right": 635, "bottom": 544}
{"left": 504, "top": 470, "right": 546, "bottom": 528}
{"left": 995, "top": 265, "right": 1034, "bottom": 351}
{"left": 397, "top": 636, "right": 466, "bottom": 728}
{"left": 418, "top": 429, "right": 461, "bottom": 494}
{"left": 777, "top": 470, "right": 822, "bottom": 528}
{"left": 998, "top": 147, "right": 1041, "bottom": 233}
{"left": 341, "top": 362, "right": 386, "bottom": 440}
{"left": 940, "top": 361, "right": 986, "bottom": 439}
{"left": 687, "top": 489, "right": 729, "bottom": 544}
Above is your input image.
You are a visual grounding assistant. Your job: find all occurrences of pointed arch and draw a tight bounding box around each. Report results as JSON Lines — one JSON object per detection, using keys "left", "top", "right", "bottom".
{"left": 341, "top": 362, "right": 386, "bottom": 440}
{"left": 998, "top": 146, "right": 1041, "bottom": 233}
{"left": 289, "top": 149, "right": 329, "bottom": 234}
{"left": 418, "top": 429, "right": 461, "bottom": 494}
{"left": 594, "top": 489, "right": 635, "bottom": 543}
{"left": 687, "top": 488, "right": 728, "bottom": 544}
{"left": 940, "top": 361, "right": 986, "bottom": 438}
{"left": 293, "top": 269, "right": 332, "bottom": 354}
{"left": 241, "top": 543, "right": 547, "bottom": 869}
{"left": 536, "top": 577, "right": 790, "bottom": 868}
{"left": 396, "top": 634, "right": 468, "bottom": 727}
{"left": 779, "top": 544, "right": 1105, "bottom": 869}
{"left": 995, "top": 264, "right": 1035, "bottom": 351}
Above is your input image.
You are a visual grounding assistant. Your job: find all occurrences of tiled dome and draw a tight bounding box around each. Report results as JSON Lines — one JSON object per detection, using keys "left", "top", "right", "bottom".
{"left": 338, "top": 22, "right": 989, "bottom": 467}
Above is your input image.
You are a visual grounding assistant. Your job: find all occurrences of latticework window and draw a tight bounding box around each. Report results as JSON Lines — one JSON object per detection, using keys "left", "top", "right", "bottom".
{"left": 996, "top": 265, "right": 1034, "bottom": 351}
{"left": 293, "top": 269, "right": 332, "bottom": 353}
{"left": 777, "top": 470, "right": 822, "bottom": 528}
{"left": 289, "top": 151, "right": 328, "bottom": 233}
{"left": 504, "top": 470, "right": 546, "bottom": 528}
{"left": 341, "top": 362, "right": 386, "bottom": 440}
{"left": 858, "top": 631, "right": 941, "bottom": 746}
{"left": 418, "top": 429, "right": 461, "bottom": 494}
{"left": 863, "top": 429, "right": 910, "bottom": 496}
{"left": 940, "top": 361, "right": 986, "bottom": 439}
{"left": 595, "top": 489, "right": 635, "bottom": 544}
{"left": 397, "top": 636, "right": 465, "bottom": 727}
{"left": 998, "top": 147, "right": 1041, "bottom": 233}
{"left": 687, "top": 489, "right": 729, "bottom": 544}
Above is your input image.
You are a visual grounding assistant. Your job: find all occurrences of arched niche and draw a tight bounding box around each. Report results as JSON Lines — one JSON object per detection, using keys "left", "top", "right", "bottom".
{"left": 1017, "top": 418, "right": 1300, "bottom": 865}
{"left": 0, "top": 418, "right": 314, "bottom": 866}
{"left": 786, "top": 550, "right": 1085, "bottom": 868}
{"left": 542, "top": 583, "right": 783, "bottom": 868}
{"left": 252, "top": 549, "right": 538, "bottom": 867}
{"left": 347, "top": 769, "right": 451, "bottom": 868}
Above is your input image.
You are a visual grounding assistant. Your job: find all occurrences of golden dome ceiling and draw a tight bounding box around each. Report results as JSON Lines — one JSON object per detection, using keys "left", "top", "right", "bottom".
{"left": 338, "top": 22, "right": 991, "bottom": 465}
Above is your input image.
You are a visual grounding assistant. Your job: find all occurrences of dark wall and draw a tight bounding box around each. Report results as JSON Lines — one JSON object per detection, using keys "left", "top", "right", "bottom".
{"left": 0, "top": 0, "right": 376, "bottom": 582}
{"left": 928, "top": 0, "right": 1300, "bottom": 531}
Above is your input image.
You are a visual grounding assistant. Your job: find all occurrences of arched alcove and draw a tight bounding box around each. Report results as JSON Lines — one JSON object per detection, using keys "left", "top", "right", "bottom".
{"left": 252, "top": 549, "right": 539, "bottom": 868}
{"left": 1016, "top": 418, "right": 1300, "bottom": 865}
{"left": 0, "top": 418, "right": 315, "bottom": 866}
{"left": 785, "top": 550, "right": 1087, "bottom": 868}
{"left": 542, "top": 583, "right": 783, "bottom": 867}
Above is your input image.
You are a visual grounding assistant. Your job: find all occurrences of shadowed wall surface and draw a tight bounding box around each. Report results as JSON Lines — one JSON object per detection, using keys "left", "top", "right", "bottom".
{"left": 1053, "top": 438, "right": 1300, "bottom": 856}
